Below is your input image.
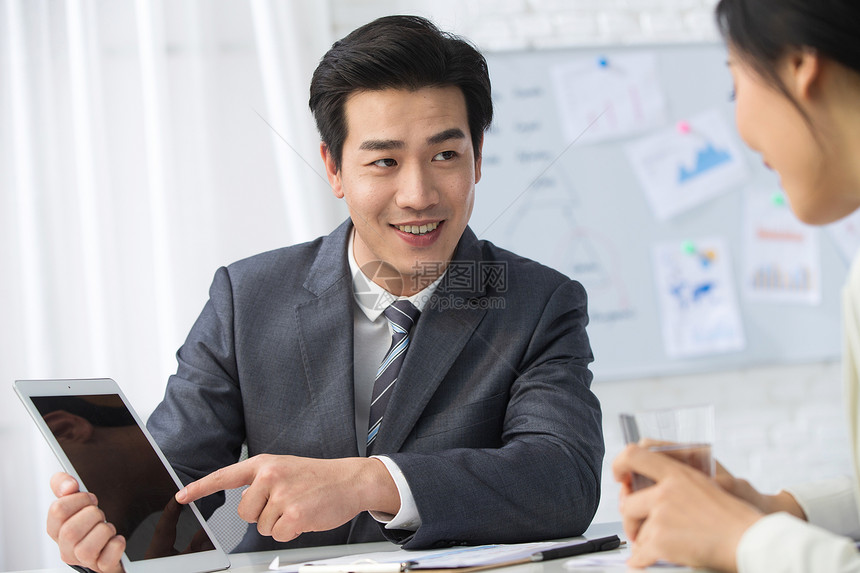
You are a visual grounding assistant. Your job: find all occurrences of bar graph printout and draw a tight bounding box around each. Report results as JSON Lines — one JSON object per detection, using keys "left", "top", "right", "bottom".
{"left": 742, "top": 190, "right": 821, "bottom": 305}
{"left": 652, "top": 237, "right": 746, "bottom": 359}
{"left": 625, "top": 109, "right": 748, "bottom": 221}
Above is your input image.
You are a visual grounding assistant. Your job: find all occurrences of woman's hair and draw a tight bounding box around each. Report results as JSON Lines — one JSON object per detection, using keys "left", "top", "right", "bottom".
{"left": 715, "top": 0, "right": 860, "bottom": 88}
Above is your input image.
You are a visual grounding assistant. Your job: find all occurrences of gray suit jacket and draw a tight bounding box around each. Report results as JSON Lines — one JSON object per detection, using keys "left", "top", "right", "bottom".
{"left": 147, "top": 220, "right": 603, "bottom": 552}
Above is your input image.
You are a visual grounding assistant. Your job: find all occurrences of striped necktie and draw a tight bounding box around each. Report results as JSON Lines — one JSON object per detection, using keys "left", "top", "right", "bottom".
{"left": 366, "top": 299, "right": 420, "bottom": 454}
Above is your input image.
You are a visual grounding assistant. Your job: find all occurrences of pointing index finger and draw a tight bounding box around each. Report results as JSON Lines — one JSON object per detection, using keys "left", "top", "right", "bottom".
{"left": 176, "top": 460, "right": 256, "bottom": 504}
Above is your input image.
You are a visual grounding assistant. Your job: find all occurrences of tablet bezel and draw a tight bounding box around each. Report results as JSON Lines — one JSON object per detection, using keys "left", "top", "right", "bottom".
{"left": 14, "top": 378, "right": 231, "bottom": 573}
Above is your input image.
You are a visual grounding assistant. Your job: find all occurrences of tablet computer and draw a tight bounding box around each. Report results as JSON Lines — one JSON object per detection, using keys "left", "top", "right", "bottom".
{"left": 14, "top": 378, "right": 231, "bottom": 573}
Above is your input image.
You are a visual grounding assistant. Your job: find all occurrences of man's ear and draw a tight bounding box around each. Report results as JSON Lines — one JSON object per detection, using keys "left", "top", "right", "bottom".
{"left": 474, "top": 133, "right": 484, "bottom": 185}
{"left": 320, "top": 143, "right": 344, "bottom": 198}
{"left": 43, "top": 411, "right": 94, "bottom": 444}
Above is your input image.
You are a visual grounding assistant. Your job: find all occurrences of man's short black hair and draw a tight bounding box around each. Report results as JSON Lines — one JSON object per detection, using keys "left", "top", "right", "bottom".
{"left": 309, "top": 15, "right": 493, "bottom": 171}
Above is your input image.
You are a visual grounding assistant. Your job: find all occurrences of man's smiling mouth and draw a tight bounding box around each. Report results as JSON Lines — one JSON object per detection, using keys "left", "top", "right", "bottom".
{"left": 394, "top": 221, "right": 440, "bottom": 235}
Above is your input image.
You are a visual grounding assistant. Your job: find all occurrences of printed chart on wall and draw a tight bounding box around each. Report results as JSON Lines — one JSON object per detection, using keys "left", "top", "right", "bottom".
{"left": 471, "top": 44, "right": 855, "bottom": 380}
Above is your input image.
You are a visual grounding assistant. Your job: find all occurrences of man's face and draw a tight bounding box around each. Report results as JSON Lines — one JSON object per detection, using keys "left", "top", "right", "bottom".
{"left": 322, "top": 86, "right": 482, "bottom": 296}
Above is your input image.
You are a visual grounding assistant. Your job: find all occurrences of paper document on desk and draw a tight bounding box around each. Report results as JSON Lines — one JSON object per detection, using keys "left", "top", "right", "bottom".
{"left": 270, "top": 540, "right": 598, "bottom": 572}
{"left": 564, "top": 547, "right": 682, "bottom": 569}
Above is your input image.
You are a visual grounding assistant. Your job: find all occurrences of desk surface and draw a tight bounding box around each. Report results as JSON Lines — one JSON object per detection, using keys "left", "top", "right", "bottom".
{"left": 4, "top": 522, "right": 710, "bottom": 573}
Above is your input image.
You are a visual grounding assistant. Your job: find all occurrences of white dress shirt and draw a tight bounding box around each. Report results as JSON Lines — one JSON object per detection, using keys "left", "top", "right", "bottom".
{"left": 347, "top": 230, "right": 445, "bottom": 531}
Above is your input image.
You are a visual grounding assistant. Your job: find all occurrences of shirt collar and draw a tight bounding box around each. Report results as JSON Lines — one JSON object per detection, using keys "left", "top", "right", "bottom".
{"left": 347, "top": 229, "right": 446, "bottom": 322}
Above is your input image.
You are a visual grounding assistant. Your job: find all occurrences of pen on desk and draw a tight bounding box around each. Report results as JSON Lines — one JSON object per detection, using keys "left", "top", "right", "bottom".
{"left": 530, "top": 535, "right": 624, "bottom": 562}
{"left": 298, "top": 561, "right": 416, "bottom": 573}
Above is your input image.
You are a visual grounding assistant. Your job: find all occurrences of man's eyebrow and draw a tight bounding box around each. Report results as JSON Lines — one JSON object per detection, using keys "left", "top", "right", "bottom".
{"left": 357, "top": 128, "right": 466, "bottom": 151}
{"left": 359, "top": 139, "right": 404, "bottom": 151}
{"left": 427, "top": 128, "right": 466, "bottom": 145}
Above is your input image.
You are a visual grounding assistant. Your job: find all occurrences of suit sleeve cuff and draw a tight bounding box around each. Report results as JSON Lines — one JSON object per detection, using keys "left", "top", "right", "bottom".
{"left": 369, "top": 455, "right": 421, "bottom": 531}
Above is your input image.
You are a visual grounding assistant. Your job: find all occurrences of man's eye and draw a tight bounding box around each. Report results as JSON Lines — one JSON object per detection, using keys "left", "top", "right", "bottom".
{"left": 372, "top": 158, "right": 397, "bottom": 167}
{"left": 433, "top": 150, "right": 457, "bottom": 161}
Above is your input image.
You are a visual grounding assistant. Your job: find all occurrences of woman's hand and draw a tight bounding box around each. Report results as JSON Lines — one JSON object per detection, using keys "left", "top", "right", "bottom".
{"left": 714, "top": 460, "right": 806, "bottom": 519}
{"left": 613, "top": 444, "right": 763, "bottom": 572}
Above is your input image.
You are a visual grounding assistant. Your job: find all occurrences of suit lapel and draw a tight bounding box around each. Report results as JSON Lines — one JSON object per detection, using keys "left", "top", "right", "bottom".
{"left": 373, "top": 227, "right": 489, "bottom": 453}
{"left": 295, "top": 220, "right": 359, "bottom": 458}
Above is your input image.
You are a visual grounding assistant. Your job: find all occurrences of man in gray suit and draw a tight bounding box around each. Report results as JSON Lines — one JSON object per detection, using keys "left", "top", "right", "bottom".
{"left": 46, "top": 15, "right": 603, "bottom": 572}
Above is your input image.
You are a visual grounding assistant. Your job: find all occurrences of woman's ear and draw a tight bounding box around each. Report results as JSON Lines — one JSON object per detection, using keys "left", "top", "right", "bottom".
{"left": 787, "top": 47, "right": 824, "bottom": 101}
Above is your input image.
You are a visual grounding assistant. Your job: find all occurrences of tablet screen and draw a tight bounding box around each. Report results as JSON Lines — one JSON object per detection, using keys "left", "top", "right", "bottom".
{"left": 32, "top": 394, "right": 217, "bottom": 561}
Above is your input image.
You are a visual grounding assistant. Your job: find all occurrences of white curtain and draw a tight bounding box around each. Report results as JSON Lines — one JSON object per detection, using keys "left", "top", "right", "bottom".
{"left": 0, "top": 0, "right": 345, "bottom": 568}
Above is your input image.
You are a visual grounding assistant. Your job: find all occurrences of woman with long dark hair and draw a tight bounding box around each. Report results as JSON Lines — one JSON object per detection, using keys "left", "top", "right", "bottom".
{"left": 614, "top": 1, "right": 860, "bottom": 571}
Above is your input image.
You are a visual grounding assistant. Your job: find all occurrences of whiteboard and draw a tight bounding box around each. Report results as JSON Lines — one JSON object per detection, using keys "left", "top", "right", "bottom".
{"left": 471, "top": 43, "right": 848, "bottom": 381}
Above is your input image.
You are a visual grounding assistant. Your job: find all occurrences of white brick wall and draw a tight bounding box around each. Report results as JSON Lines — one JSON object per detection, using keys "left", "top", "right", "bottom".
{"left": 328, "top": 0, "right": 852, "bottom": 524}
{"left": 331, "top": 0, "right": 721, "bottom": 50}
